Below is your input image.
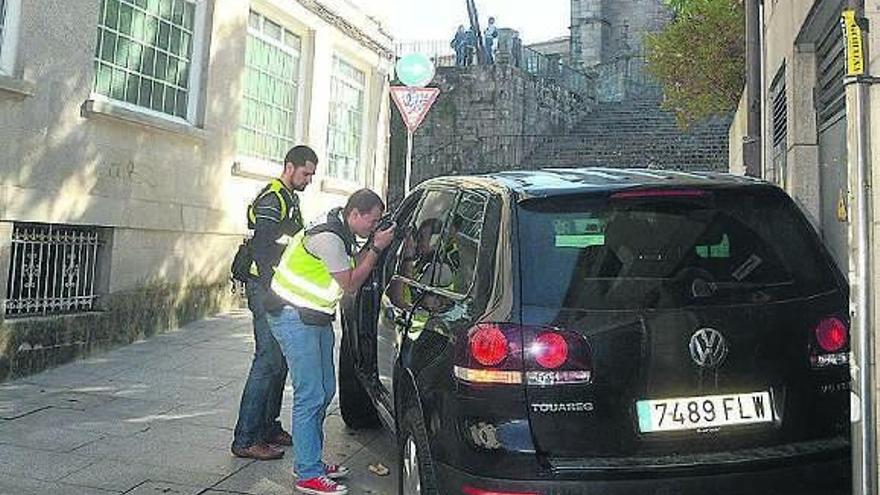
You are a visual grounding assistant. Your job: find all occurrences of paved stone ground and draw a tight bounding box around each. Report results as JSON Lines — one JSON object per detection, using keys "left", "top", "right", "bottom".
{"left": 0, "top": 310, "right": 396, "bottom": 495}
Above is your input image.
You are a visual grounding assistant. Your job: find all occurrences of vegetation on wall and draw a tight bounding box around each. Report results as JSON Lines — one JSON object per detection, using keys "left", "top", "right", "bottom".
{"left": 646, "top": 0, "right": 746, "bottom": 126}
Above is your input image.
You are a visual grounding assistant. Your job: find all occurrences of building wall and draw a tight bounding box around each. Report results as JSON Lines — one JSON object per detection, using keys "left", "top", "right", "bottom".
{"left": 729, "top": 3, "right": 880, "bottom": 480}
{"left": 525, "top": 36, "right": 571, "bottom": 64}
{"left": 600, "top": 0, "right": 671, "bottom": 57}
{"left": 570, "top": 0, "right": 671, "bottom": 69}
{"left": 0, "top": 0, "right": 393, "bottom": 380}
{"left": 728, "top": 90, "right": 748, "bottom": 176}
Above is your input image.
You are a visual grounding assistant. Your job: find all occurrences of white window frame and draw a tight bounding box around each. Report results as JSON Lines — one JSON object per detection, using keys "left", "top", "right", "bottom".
{"left": 0, "top": 0, "right": 21, "bottom": 76}
{"left": 89, "top": 0, "right": 207, "bottom": 126}
{"left": 326, "top": 53, "right": 370, "bottom": 184}
{"left": 235, "top": 8, "right": 306, "bottom": 170}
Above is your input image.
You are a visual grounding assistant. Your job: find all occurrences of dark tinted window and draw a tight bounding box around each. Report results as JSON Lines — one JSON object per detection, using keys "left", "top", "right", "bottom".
{"left": 395, "top": 189, "right": 457, "bottom": 285}
{"left": 436, "top": 191, "right": 488, "bottom": 294}
{"left": 380, "top": 190, "right": 422, "bottom": 287}
{"left": 518, "top": 187, "right": 839, "bottom": 310}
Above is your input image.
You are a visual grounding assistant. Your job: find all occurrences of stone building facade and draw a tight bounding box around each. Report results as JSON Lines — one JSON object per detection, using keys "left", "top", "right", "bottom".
{"left": 0, "top": 0, "right": 394, "bottom": 380}
{"left": 570, "top": 0, "right": 672, "bottom": 68}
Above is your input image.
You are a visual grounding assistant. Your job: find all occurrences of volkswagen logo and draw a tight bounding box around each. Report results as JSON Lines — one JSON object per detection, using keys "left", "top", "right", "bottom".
{"left": 689, "top": 328, "right": 729, "bottom": 368}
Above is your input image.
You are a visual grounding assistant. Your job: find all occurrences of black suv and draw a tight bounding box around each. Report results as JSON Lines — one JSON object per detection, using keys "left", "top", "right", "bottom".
{"left": 339, "top": 168, "right": 851, "bottom": 495}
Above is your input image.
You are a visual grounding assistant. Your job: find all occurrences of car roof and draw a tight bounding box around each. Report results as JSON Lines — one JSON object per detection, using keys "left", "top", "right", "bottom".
{"left": 420, "top": 167, "right": 768, "bottom": 200}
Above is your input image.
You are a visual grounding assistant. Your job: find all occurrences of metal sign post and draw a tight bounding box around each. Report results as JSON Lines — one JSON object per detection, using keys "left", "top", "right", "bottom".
{"left": 390, "top": 86, "right": 440, "bottom": 195}
{"left": 842, "top": 8, "right": 876, "bottom": 495}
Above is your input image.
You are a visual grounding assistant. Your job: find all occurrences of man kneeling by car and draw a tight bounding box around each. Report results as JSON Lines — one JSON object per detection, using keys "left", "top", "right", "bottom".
{"left": 266, "top": 189, "right": 396, "bottom": 495}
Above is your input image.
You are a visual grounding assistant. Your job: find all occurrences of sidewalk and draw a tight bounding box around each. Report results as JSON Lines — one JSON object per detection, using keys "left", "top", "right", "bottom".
{"left": 0, "top": 310, "right": 396, "bottom": 495}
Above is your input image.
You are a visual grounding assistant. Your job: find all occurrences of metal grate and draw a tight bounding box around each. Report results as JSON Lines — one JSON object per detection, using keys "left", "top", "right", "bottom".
{"left": 815, "top": 14, "right": 846, "bottom": 130}
{"left": 770, "top": 67, "right": 787, "bottom": 148}
{"left": 5, "top": 224, "right": 103, "bottom": 317}
{"left": 770, "top": 66, "right": 788, "bottom": 188}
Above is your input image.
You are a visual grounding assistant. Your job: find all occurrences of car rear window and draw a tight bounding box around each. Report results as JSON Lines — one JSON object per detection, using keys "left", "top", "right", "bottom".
{"left": 517, "top": 187, "right": 840, "bottom": 310}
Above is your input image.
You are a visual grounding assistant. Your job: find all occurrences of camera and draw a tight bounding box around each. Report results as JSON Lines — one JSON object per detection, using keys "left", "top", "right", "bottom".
{"left": 376, "top": 214, "right": 395, "bottom": 232}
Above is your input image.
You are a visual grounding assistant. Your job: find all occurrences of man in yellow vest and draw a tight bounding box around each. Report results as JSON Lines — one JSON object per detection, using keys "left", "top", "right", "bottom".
{"left": 268, "top": 189, "right": 395, "bottom": 495}
{"left": 231, "top": 145, "right": 317, "bottom": 461}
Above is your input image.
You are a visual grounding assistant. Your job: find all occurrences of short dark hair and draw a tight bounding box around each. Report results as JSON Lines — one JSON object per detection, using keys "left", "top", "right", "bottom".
{"left": 344, "top": 189, "right": 385, "bottom": 218}
{"left": 284, "top": 145, "right": 318, "bottom": 168}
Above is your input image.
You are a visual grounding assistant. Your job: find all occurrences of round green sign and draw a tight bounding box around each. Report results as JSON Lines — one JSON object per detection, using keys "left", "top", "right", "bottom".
{"left": 396, "top": 53, "right": 435, "bottom": 87}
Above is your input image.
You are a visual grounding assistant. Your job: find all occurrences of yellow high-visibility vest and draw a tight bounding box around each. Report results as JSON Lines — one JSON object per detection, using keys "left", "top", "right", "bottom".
{"left": 271, "top": 230, "right": 354, "bottom": 315}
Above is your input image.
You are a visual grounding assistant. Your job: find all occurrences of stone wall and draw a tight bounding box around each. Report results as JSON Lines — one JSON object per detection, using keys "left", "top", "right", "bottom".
{"left": 570, "top": 0, "right": 672, "bottom": 70}
{"left": 387, "top": 64, "right": 594, "bottom": 204}
{"left": 600, "top": 0, "right": 672, "bottom": 58}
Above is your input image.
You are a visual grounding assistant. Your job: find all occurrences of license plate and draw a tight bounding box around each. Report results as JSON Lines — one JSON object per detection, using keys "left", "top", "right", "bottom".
{"left": 636, "top": 391, "right": 773, "bottom": 433}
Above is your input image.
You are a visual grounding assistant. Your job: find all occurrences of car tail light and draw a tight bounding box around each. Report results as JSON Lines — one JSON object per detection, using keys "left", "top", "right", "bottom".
{"left": 454, "top": 323, "right": 592, "bottom": 386}
{"left": 532, "top": 332, "right": 567, "bottom": 369}
{"left": 470, "top": 324, "right": 510, "bottom": 366}
{"left": 611, "top": 188, "right": 709, "bottom": 199}
{"left": 816, "top": 317, "right": 847, "bottom": 352}
{"left": 810, "top": 316, "right": 849, "bottom": 368}
{"left": 462, "top": 485, "right": 541, "bottom": 495}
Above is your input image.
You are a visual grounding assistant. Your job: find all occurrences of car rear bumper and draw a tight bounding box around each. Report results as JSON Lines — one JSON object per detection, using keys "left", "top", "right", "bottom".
{"left": 436, "top": 448, "right": 851, "bottom": 495}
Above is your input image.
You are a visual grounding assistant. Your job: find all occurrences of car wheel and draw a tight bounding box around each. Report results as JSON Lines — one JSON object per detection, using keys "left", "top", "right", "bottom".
{"left": 398, "top": 405, "right": 439, "bottom": 495}
{"left": 339, "top": 332, "right": 381, "bottom": 429}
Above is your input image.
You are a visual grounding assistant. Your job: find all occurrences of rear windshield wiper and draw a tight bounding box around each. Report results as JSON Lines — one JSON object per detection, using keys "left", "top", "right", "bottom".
{"left": 691, "top": 279, "right": 794, "bottom": 298}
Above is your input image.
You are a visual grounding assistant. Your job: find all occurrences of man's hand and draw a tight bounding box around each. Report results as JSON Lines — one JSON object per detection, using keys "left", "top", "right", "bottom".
{"left": 334, "top": 221, "right": 397, "bottom": 294}
{"left": 372, "top": 222, "right": 397, "bottom": 250}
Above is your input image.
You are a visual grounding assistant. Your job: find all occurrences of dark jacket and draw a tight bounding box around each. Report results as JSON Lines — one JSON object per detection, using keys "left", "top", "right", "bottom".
{"left": 249, "top": 182, "right": 302, "bottom": 292}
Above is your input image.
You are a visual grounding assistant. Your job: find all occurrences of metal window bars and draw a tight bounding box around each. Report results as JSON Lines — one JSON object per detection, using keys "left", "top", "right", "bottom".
{"left": 5, "top": 224, "right": 102, "bottom": 317}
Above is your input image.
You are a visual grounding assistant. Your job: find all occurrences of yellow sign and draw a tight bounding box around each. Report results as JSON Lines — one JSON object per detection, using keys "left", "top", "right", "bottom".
{"left": 841, "top": 10, "right": 865, "bottom": 76}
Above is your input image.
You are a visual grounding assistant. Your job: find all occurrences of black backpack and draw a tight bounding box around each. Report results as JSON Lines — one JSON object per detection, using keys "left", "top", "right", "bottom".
{"left": 230, "top": 238, "right": 253, "bottom": 283}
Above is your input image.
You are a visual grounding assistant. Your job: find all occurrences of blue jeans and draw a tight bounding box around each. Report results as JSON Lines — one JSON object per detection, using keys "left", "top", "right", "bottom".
{"left": 268, "top": 306, "right": 336, "bottom": 479}
{"left": 232, "top": 283, "right": 288, "bottom": 449}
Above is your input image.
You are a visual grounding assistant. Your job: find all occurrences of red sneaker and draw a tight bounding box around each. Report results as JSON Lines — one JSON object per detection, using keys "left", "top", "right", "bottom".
{"left": 295, "top": 476, "right": 348, "bottom": 495}
{"left": 324, "top": 463, "right": 350, "bottom": 479}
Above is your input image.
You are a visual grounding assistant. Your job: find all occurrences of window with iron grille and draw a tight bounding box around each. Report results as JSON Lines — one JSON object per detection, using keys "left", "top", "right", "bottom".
{"left": 5, "top": 224, "right": 104, "bottom": 317}
{"left": 770, "top": 65, "right": 787, "bottom": 187}
{"left": 236, "top": 10, "right": 303, "bottom": 163}
{"left": 326, "top": 56, "right": 366, "bottom": 182}
{"left": 93, "top": 0, "right": 199, "bottom": 119}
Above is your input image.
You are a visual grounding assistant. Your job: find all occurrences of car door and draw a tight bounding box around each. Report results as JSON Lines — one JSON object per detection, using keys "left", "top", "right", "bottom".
{"left": 349, "top": 191, "right": 423, "bottom": 385}
{"left": 376, "top": 187, "right": 458, "bottom": 412}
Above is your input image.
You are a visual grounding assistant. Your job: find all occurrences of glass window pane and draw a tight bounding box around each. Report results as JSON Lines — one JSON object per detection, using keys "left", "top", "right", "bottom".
{"left": 326, "top": 56, "right": 365, "bottom": 181}
{"left": 125, "top": 73, "right": 140, "bottom": 104}
{"left": 183, "top": 1, "right": 195, "bottom": 30}
{"left": 172, "top": 0, "right": 184, "bottom": 25}
{"left": 158, "top": 21, "right": 170, "bottom": 49}
{"left": 175, "top": 89, "right": 187, "bottom": 117}
{"left": 100, "top": 30, "right": 117, "bottom": 62}
{"left": 119, "top": 2, "right": 133, "bottom": 33}
{"left": 93, "top": 0, "right": 193, "bottom": 117}
{"left": 151, "top": 81, "right": 165, "bottom": 110}
{"left": 235, "top": 20, "right": 301, "bottom": 161}
{"left": 248, "top": 10, "right": 260, "bottom": 30}
{"left": 95, "top": 62, "right": 112, "bottom": 94}
{"left": 138, "top": 76, "right": 152, "bottom": 106}
{"left": 105, "top": 0, "right": 120, "bottom": 29}
{"left": 159, "top": 0, "right": 172, "bottom": 20}
{"left": 169, "top": 26, "right": 181, "bottom": 54}
{"left": 140, "top": 46, "right": 155, "bottom": 75}
{"left": 155, "top": 52, "right": 167, "bottom": 82}
{"left": 264, "top": 19, "right": 282, "bottom": 41}
{"left": 127, "top": 42, "right": 142, "bottom": 71}
{"left": 111, "top": 68, "right": 126, "bottom": 100}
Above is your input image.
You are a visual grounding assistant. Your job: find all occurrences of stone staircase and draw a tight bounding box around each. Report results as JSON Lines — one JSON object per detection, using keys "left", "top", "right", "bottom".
{"left": 531, "top": 97, "right": 733, "bottom": 171}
